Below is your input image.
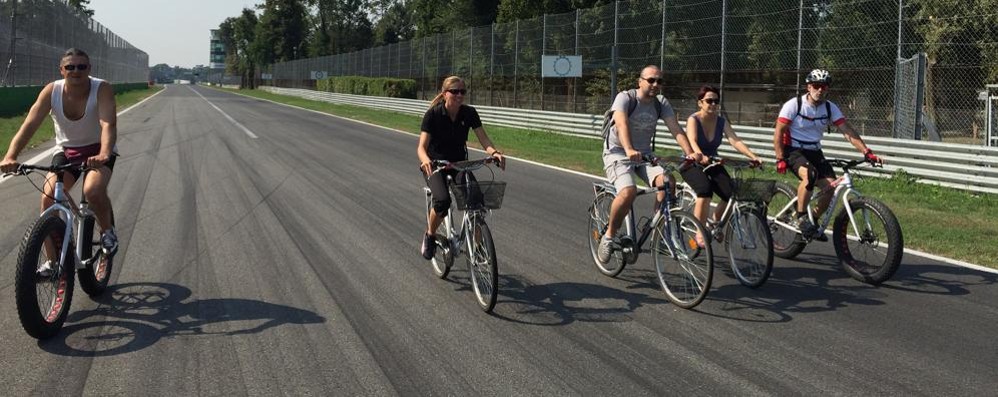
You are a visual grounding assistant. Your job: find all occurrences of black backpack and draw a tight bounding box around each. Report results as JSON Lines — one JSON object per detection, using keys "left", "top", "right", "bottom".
{"left": 601, "top": 89, "right": 663, "bottom": 149}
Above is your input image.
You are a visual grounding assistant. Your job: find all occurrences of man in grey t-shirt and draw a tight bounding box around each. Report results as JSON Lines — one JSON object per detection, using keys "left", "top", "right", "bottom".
{"left": 597, "top": 65, "right": 698, "bottom": 264}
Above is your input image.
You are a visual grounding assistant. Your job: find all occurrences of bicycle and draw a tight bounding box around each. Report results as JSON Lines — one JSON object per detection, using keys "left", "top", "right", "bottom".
{"left": 587, "top": 154, "right": 714, "bottom": 309}
{"left": 5, "top": 162, "right": 115, "bottom": 339}
{"left": 423, "top": 157, "right": 505, "bottom": 312}
{"left": 766, "top": 158, "right": 903, "bottom": 285}
{"left": 676, "top": 157, "right": 774, "bottom": 288}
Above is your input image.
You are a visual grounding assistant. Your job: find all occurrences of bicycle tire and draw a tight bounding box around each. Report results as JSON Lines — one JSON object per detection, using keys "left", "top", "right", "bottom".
{"left": 832, "top": 197, "right": 904, "bottom": 285}
{"left": 14, "top": 213, "right": 76, "bottom": 339}
{"left": 431, "top": 232, "right": 453, "bottom": 279}
{"left": 767, "top": 181, "right": 807, "bottom": 259}
{"left": 588, "top": 192, "right": 626, "bottom": 277}
{"left": 78, "top": 215, "right": 113, "bottom": 296}
{"left": 467, "top": 218, "right": 498, "bottom": 312}
{"left": 652, "top": 210, "right": 713, "bottom": 309}
{"left": 725, "top": 208, "right": 774, "bottom": 288}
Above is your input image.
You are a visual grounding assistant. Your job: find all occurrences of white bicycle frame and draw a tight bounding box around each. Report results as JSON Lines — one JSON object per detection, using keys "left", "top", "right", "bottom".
{"left": 770, "top": 170, "right": 872, "bottom": 239}
{"left": 37, "top": 173, "right": 97, "bottom": 272}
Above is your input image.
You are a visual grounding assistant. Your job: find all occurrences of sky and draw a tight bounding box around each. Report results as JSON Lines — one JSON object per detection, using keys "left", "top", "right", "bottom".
{"left": 89, "top": 0, "right": 259, "bottom": 68}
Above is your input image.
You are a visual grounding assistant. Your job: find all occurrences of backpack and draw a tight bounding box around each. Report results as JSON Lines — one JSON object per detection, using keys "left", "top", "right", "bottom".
{"left": 601, "top": 89, "right": 664, "bottom": 150}
{"left": 782, "top": 94, "right": 833, "bottom": 147}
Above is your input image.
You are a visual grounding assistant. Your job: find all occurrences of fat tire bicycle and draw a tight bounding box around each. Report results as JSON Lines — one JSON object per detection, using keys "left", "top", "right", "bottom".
{"left": 423, "top": 157, "right": 505, "bottom": 312}
{"left": 587, "top": 154, "right": 714, "bottom": 309}
{"left": 766, "top": 158, "right": 903, "bottom": 285}
{"left": 5, "top": 162, "right": 115, "bottom": 339}
{"left": 676, "top": 157, "right": 774, "bottom": 288}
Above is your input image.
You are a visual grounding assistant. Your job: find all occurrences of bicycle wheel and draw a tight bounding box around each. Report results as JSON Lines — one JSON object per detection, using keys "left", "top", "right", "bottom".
{"left": 725, "top": 208, "right": 773, "bottom": 288}
{"left": 78, "top": 216, "right": 113, "bottom": 296}
{"left": 767, "top": 181, "right": 807, "bottom": 259}
{"left": 675, "top": 183, "right": 697, "bottom": 212}
{"left": 467, "top": 217, "right": 498, "bottom": 312}
{"left": 588, "top": 192, "right": 626, "bottom": 277}
{"left": 832, "top": 197, "right": 904, "bottom": 285}
{"left": 14, "top": 213, "right": 76, "bottom": 339}
{"left": 652, "top": 210, "right": 713, "bottom": 309}
{"left": 426, "top": 194, "right": 453, "bottom": 279}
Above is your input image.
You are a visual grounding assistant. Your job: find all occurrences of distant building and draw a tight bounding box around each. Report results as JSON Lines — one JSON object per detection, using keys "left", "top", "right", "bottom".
{"left": 209, "top": 30, "right": 225, "bottom": 70}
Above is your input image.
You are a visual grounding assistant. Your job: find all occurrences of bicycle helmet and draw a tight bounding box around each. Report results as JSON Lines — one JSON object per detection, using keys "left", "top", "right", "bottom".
{"left": 805, "top": 69, "right": 831, "bottom": 84}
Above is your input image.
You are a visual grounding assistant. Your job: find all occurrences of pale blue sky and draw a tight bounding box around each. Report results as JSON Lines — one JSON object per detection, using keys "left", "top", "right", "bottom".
{"left": 90, "top": 0, "right": 259, "bottom": 68}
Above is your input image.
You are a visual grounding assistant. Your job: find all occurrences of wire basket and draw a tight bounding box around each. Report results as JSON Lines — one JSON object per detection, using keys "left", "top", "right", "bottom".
{"left": 733, "top": 178, "right": 775, "bottom": 202}
{"left": 450, "top": 180, "right": 507, "bottom": 210}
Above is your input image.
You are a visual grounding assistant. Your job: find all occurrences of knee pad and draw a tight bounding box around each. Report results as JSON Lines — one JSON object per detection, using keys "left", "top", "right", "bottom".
{"left": 805, "top": 166, "right": 818, "bottom": 190}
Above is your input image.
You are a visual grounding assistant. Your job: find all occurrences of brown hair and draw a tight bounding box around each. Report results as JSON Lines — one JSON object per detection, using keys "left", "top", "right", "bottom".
{"left": 62, "top": 48, "right": 90, "bottom": 62}
{"left": 697, "top": 85, "right": 719, "bottom": 100}
{"left": 428, "top": 76, "right": 464, "bottom": 109}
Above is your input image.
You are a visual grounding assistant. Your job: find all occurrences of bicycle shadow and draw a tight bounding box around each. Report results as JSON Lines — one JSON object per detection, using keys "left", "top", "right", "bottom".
{"left": 489, "top": 273, "right": 670, "bottom": 326}
{"left": 38, "top": 282, "right": 326, "bottom": 357}
{"left": 699, "top": 249, "right": 998, "bottom": 322}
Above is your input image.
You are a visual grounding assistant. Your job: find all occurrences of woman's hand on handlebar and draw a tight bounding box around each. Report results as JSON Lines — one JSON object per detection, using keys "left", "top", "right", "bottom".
{"left": 490, "top": 151, "right": 506, "bottom": 171}
{"left": 0, "top": 158, "right": 19, "bottom": 174}
{"left": 419, "top": 160, "right": 433, "bottom": 177}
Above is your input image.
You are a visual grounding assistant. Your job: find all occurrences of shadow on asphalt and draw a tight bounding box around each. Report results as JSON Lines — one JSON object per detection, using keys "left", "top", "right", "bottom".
{"left": 37, "top": 282, "right": 325, "bottom": 357}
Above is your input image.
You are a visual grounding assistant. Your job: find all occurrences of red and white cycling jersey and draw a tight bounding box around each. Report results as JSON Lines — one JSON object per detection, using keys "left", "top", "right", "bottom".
{"left": 777, "top": 94, "right": 846, "bottom": 149}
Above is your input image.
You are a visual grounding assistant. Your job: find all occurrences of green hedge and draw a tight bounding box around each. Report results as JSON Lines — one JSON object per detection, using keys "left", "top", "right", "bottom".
{"left": 0, "top": 82, "right": 151, "bottom": 118}
{"left": 316, "top": 76, "right": 416, "bottom": 99}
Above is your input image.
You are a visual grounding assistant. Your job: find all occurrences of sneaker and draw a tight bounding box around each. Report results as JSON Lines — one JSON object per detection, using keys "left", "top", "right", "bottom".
{"left": 597, "top": 235, "right": 613, "bottom": 264}
{"left": 420, "top": 233, "right": 436, "bottom": 260}
{"left": 101, "top": 228, "right": 119, "bottom": 257}
{"left": 36, "top": 260, "right": 54, "bottom": 278}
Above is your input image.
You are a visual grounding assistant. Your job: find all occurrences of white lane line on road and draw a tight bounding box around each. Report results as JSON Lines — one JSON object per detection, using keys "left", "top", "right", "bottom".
{"left": 1, "top": 84, "right": 169, "bottom": 185}
{"left": 189, "top": 86, "right": 259, "bottom": 139}
{"left": 217, "top": 88, "right": 996, "bottom": 273}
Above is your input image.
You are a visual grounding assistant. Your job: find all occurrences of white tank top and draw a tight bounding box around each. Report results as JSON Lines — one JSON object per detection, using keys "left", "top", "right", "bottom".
{"left": 50, "top": 77, "right": 105, "bottom": 150}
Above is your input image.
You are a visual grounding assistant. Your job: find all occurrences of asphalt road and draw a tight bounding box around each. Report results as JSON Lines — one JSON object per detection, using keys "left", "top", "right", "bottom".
{"left": 1, "top": 85, "right": 995, "bottom": 395}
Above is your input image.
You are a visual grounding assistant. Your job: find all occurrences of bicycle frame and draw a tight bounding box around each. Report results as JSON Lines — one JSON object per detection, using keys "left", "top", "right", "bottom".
{"left": 593, "top": 177, "right": 680, "bottom": 261}
{"left": 771, "top": 168, "right": 866, "bottom": 238}
{"left": 33, "top": 169, "right": 97, "bottom": 271}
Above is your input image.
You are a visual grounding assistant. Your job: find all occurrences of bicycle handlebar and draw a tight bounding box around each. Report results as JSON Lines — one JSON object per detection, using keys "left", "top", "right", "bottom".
{"left": 3, "top": 163, "right": 84, "bottom": 177}
{"left": 826, "top": 158, "right": 880, "bottom": 172}
{"left": 426, "top": 157, "right": 499, "bottom": 176}
{"left": 697, "top": 155, "right": 763, "bottom": 172}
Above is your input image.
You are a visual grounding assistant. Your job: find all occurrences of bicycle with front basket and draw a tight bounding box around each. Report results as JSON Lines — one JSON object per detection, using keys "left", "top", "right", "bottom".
{"left": 423, "top": 157, "right": 505, "bottom": 312}
{"left": 587, "top": 154, "right": 714, "bottom": 309}
{"left": 5, "top": 162, "right": 115, "bottom": 339}
{"left": 766, "top": 158, "right": 903, "bottom": 284}
{"left": 676, "top": 156, "right": 774, "bottom": 288}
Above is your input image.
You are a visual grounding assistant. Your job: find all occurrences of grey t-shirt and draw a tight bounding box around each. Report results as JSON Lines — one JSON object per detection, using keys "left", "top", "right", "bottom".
{"left": 605, "top": 90, "right": 675, "bottom": 154}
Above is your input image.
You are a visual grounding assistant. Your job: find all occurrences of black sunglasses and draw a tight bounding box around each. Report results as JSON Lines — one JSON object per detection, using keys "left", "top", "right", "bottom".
{"left": 446, "top": 89, "right": 467, "bottom": 95}
{"left": 702, "top": 98, "right": 719, "bottom": 105}
{"left": 642, "top": 77, "right": 664, "bottom": 85}
{"left": 62, "top": 64, "right": 89, "bottom": 71}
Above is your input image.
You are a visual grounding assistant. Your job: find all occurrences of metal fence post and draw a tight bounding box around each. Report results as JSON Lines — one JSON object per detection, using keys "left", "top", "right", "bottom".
{"left": 490, "top": 24, "right": 495, "bottom": 106}
{"left": 541, "top": 14, "right": 547, "bottom": 111}
{"left": 914, "top": 52, "right": 926, "bottom": 140}
{"left": 469, "top": 27, "right": 473, "bottom": 103}
{"left": 796, "top": 0, "right": 803, "bottom": 92}
{"left": 514, "top": 20, "right": 519, "bottom": 108}
{"left": 611, "top": 0, "right": 619, "bottom": 99}
{"left": 575, "top": 8, "right": 580, "bottom": 113}
{"left": 660, "top": 0, "right": 666, "bottom": 69}
{"left": 720, "top": 0, "right": 727, "bottom": 105}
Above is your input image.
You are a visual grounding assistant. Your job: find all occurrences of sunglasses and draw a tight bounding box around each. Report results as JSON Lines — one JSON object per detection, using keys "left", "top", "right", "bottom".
{"left": 642, "top": 77, "right": 664, "bottom": 85}
{"left": 446, "top": 89, "right": 467, "bottom": 95}
{"left": 810, "top": 83, "right": 829, "bottom": 90}
{"left": 62, "top": 64, "right": 89, "bottom": 71}
{"left": 702, "top": 98, "right": 719, "bottom": 105}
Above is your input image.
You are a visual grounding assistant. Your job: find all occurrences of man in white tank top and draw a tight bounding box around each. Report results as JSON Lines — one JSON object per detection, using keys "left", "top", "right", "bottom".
{"left": 1, "top": 48, "right": 119, "bottom": 260}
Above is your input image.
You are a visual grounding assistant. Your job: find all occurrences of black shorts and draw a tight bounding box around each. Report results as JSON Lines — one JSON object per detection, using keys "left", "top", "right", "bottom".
{"left": 680, "top": 164, "right": 733, "bottom": 201}
{"left": 52, "top": 151, "right": 116, "bottom": 181}
{"left": 786, "top": 147, "right": 835, "bottom": 180}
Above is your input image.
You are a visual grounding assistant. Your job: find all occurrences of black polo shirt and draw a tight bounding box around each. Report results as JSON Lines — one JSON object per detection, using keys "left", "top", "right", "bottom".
{"left": 420, "top": 103, "right": 483, "bottom": 161}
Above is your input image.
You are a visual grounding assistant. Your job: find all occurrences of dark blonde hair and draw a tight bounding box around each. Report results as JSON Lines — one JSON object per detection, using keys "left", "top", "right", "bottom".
{"left": 428, "top": 76, "right": 464, "bottom": 109}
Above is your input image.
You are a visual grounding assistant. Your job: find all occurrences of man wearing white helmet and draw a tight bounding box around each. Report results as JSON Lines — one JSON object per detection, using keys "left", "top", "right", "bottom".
{"left": 773, "top": 69, "right": 882, "bottom": 239}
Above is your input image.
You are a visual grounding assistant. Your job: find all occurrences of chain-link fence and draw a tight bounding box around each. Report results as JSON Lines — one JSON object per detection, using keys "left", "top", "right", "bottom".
{"left": 263, "top": 0, "right": 997, "bottom": 144}
{"left": 0, "top": 0, "right": 149, "bottom": 86}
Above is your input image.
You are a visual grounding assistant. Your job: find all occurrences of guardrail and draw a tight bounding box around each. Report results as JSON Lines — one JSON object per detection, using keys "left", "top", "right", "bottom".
{"left": 260, "top": 86, "right": 998, "bottom": 194}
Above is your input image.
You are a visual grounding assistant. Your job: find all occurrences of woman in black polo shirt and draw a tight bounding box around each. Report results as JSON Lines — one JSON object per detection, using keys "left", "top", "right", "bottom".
{"left": 417, "top": 76, "right": 505, "bottom": 260}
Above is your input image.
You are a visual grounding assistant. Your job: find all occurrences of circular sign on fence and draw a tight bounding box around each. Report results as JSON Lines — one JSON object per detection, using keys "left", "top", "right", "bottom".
{"left": 553, "top": 56, "right": 573, "bottom": 77}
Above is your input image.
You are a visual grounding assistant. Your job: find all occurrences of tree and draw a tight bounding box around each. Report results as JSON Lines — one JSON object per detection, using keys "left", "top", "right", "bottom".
{"left": 310, "top": 0, "right": 374, "bottom": 56}
{"left": 254, "top": 0, "right": 311, "bottom": 64}
{"left": 373, "top": 0, "right": 415, "bottom": 45}
{"left": 410, "top": 0, "right": 502, "bottom": 36}
{"left": 219, "top": 8, "right": 261, "bottom": 88}
{"left": 67, "top": 0, "right": 94, "bottom": 17}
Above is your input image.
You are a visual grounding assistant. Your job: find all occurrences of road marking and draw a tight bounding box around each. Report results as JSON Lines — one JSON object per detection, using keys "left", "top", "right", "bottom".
{"left": 218, "top": 88, "right": 996, "bottom": 273}
{"left": 189, "top": 86, "right": 258, "bottom": 139}
{"left": 1, "top": 84, "right": 169, "bottom": 185}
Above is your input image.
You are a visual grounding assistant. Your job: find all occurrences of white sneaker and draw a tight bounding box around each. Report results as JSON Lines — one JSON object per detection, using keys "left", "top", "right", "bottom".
{"left": 101, "top": 228, "right": 119, "bottom": 256}
{"left": 36, "top": 260, "right": 54, "bottom": 278}
{"left": 597, "top": 235, "right": 613, "bottom": 264}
